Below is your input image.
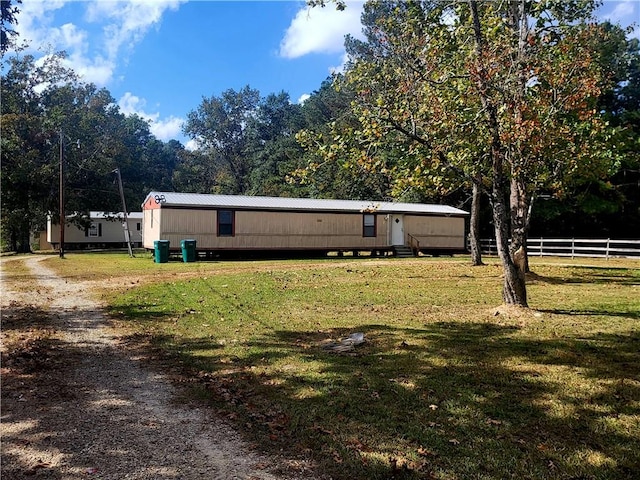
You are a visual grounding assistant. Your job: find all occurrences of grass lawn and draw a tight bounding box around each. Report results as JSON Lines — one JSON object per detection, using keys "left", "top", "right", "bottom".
{"left": 41, "top": 253, "right": 640, "bottom": 479}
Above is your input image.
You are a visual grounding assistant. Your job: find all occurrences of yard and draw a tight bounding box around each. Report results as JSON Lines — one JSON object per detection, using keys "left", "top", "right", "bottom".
{"left": 10, "top": 253, "right": 640, "bottom": 479}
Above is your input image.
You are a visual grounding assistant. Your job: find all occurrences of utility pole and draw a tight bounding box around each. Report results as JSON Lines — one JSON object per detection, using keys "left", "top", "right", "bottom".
{"left": 59, "top": 130, "right": 65, "bottom": 259}
{"left": 113, "top": 168, "right": 134, "bottom": 257}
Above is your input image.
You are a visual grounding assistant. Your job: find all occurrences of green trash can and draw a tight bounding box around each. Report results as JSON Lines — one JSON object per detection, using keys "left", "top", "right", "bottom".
{"left": 180, "top": 239, "right": 197, "bottom": 263}
{"left": 154, "top": 240, "right": 170, "bottom": 263}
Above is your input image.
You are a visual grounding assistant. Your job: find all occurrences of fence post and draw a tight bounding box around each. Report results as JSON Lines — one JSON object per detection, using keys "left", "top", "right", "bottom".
{"left": 540, "top": 237, "right": 543, "bottom": 257}
{"left": 571, "top": 238, "right": 575, "bottom": 260}
{"left": 606, "top": 238, "right": 610, "bottom": 260}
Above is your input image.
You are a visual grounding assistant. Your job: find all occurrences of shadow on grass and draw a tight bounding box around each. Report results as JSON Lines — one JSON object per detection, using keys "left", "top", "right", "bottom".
{"left": 104, "top": 262, "right": 640, "bottom": 479}
{"left": 527, "top": 267, "right": 640, "bottom": 286}
{"left": 537, "top": 307, "right": 640, "bottom": 320}
{"left": 144, "top": 320, "right": 639, "bottom": 480}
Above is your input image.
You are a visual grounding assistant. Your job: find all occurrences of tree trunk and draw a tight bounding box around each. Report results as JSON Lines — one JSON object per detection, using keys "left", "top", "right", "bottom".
{"left": 493, "top": 182, "right": 528, "bottom": 306}
{"left": 469, "top": 180, "right": 484, "bottom": 266}
{"left": 9, "top": 229, "right": 18, "bottom": 253}
{"left": 509, "top": 176, "right": 530, "bottom": 273}
{"left": 469, "top": 0, "right": 528, "bottom": 306}
{"left": 15, "top": 222, "right": 32, "bottom": 253}
{"left": 508, "top": 0, "right": 531, "bottom": 274}
{"left": 7, "top": 219, "right": 32, "bottom": 253}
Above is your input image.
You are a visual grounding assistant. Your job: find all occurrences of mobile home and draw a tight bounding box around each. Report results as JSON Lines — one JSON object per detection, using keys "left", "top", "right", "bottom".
{"left": 142, "top": 192, "right": 468, "bottom": 257}
{"left": 47, "top": 211, "right": 143, "bottom": 250}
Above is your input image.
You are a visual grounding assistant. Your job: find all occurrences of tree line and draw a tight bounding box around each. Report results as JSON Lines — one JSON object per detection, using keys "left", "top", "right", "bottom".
{"left": 1, "top": 0, "right": 638, "bottom": 304}
{"left": 0, "top": 49, "right": 364, "bottom": 252}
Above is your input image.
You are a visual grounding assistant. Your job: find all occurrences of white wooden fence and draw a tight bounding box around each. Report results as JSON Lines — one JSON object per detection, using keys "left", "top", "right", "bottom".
{"left": 478, "top": 238, "right": 640, "bottom": 259}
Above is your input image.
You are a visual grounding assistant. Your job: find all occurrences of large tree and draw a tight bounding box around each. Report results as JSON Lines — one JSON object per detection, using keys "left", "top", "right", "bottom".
{"left": 1, "top": 52, "right": 79, "bottom": 252}
{"left": 182, "top": 86, "right": 261, "bottom": 194}
{"left": 294, "top": 76, "right": 395, "bottom": 200}
{"left": 245, "top": 91, "right": 307, "bottom": 197}
{"left": 530, "top": 21, "right": 640, "bottom": 238}
{"left": 308, "top": 0, "right": 613, "bottom": 306}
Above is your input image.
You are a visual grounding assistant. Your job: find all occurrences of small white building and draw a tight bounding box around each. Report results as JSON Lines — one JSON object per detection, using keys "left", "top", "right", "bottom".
{"left": 47, "top": 211, "right": 143, "bottom": 250}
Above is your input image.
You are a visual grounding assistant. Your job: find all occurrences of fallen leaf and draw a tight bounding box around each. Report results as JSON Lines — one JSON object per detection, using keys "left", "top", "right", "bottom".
{"left": 332, "top": 450, "right": 343, "bottom": 464}
{"left": 312, "top": 424, "right": 333, "bottom": 435}
{"left": 417, "top": 447, "right": 435, "bottom": 457}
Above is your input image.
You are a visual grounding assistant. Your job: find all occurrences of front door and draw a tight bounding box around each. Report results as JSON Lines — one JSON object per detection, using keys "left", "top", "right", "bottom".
{"left": 391, "top": 214, "right": 405, "bottom": 245}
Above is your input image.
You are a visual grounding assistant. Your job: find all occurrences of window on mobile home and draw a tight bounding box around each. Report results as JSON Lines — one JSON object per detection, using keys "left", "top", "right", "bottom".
{"left": 363, "top": 214, "right": 376, "bottom": 237}
{"left": 88, "top": 223, "right": 101, "bottom": 237}
{"left": 217, "top": 210, "right": 234, "bottom": 236}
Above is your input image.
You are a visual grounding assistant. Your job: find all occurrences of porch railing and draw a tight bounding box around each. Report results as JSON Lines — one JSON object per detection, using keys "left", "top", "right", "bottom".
{"left": 408, "top": 234, "right": 421, "bottom": 256}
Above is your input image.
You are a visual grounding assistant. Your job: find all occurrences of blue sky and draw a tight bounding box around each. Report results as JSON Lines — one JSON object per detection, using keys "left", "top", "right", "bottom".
{"left": 9, "top": 1, "right": 639, "bottom": 148}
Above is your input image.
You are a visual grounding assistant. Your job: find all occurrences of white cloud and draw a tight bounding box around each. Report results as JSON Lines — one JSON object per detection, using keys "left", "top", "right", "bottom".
{"left": 279, "top": 1, "right": 364, "bottom": 59}
{"left": 13, "top": 1, "right": 73, "bottom": 54}
{"left": 85, "top": 0, "right": 185, "bottom": 61}
{"left": 12, "top": 1, "right": 187, "bottom": 143}
{"left": 13, "top": 0, "right": 185, "bottom": 87}
{"left": 118, "top": 92, "right": 184, "bottom": 142}
{"left": 118, "top": 92, "right": 151, "bottom": 117}
{"left": 329, "top": 52, "right": 350, "bottom": 75}
{"left": 602, "top": 0, "right": 636, "bottom": 23}
{"left": 150, "top": 116, "right": 184, "bottom": 142}
{"left": 66, "top": 52, "right": 116, "bottom": 85}
{"left": 297, "top": 93, "right": 311, "bottom": 104}
{"left": 599, "top": 0, "right": 639, "bottom": 39}
{"left": 184, "top": 139, "right": 200, "bottom": 152}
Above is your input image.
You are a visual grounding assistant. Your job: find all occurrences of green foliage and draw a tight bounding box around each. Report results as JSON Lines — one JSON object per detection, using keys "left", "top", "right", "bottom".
{"left": 529, "top": 22, "right": 640, "bottom": 237}
{"left": 182, "top": 86, "right": 261, "bottom": 194}
{"left": 0, "top": 0, "right": 21, "bottom": 54}
{"left": 180, "top": 87, "right": 309, "bottom": 197}
{"left": 294, "top": 77, "right": 395, "bottom": 200}
{"left": 2, "top": 2, "right": 637, "bottom": 254}
{"left": 0, "top": 51, "right": 182, "bottom": 252}
{"left": 245, "top": 91, "right": 308, "bottom": 197}
{"left": 302, "top": 0, "right": 627, "bottom": 305}
{"left": 1, "top": 53, "right": 76, "bottom": 251}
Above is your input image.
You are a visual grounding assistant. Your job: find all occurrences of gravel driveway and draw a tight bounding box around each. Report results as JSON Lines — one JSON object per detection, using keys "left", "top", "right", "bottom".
{"left": 1, "top": 256, "right": 317, "bottom": 479}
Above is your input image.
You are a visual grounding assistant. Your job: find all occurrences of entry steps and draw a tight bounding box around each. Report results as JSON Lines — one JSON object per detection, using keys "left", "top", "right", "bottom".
{"left": 393, "top": 245, "right": 416, "bottom": 258}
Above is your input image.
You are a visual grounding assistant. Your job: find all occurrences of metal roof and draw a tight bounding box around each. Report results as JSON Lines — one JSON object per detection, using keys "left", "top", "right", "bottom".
{"left": 62, "top": 211, "right": 143, "bottom": 220}
{"left": 89, "top": 211, "right": 143, "bottom": 219}
{"left": 144, "top": 192, "right": 468, "bottom": 216}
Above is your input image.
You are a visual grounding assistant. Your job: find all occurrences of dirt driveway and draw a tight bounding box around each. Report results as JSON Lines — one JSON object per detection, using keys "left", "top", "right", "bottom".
{"left": 1, "top": 256, "right": 317, "bottom": 479}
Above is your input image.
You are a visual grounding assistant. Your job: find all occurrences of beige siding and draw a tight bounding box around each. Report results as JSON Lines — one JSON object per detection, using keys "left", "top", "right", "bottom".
{"left": 144, "top": 207, "right": 466, "bottom": 252}
{"left": 49, "top": 218, "right": 143, "bottom": 245}
{"left": 156, "top": 209, "right": 388, "bottom": 250}
{"left": 142, "top": 209, "right": 163, "bottom": 249}
{"left": 403, "top": 215, "right": 465, "bottom": 249}
{"left": 146, "top": 208, "right": 198, "bottom": 249}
